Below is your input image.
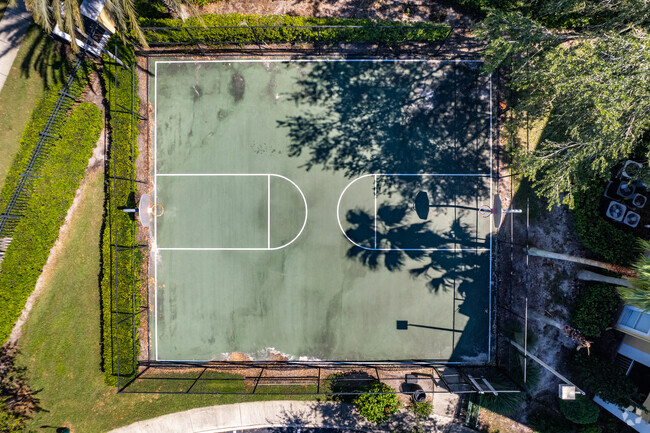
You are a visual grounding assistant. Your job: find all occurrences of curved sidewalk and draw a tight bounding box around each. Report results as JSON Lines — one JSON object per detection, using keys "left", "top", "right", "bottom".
{"left": 109, "top": 401, "right": 475, "bottom": 433}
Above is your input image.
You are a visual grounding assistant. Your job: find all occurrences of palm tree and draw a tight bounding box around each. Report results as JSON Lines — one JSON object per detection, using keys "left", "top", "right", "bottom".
{"left": 526, "top": 247, "right": 635, "bottom": 277}
{"left": 526, "top": 244, "right": 650, "bottom": 311}
{"left": 20, "top": 0, "right": 192, "bottom": 50}
{"left": 20, "top": 0, "right": 141, "bottom": 49}
{"left": 617, "top": 240, "right": 650, "bottom": 312}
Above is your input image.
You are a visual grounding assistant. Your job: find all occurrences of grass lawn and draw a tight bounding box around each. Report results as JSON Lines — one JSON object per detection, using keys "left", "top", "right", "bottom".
{"left": 17, "top": 170, "right": 313, "bottom": 433}
{"left": 0, "top": 24, "right": 70, "bottom": 191}
{"left": 0, "top": 0, "right": 6, "bottom": 21}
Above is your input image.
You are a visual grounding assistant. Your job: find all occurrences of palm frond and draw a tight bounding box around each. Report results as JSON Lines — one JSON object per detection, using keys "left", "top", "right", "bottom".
{"left": 618, "top": 240, "right": 650, "bottom": 311}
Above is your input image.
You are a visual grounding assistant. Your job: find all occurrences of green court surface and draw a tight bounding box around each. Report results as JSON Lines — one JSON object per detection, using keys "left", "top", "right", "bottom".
{"left": 152, "top": 59, "right": 493, "bottom": 362}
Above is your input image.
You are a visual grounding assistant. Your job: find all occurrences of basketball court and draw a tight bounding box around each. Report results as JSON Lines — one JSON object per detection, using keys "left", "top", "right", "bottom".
{"left": 150, "top": 59, "right": 494, "bottom": 363}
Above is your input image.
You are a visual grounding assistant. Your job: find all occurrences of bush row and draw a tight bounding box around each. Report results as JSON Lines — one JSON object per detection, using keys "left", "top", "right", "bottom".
{"left": 0, "top": 102, "right": 102, "bottom": 343}
{"left": 100, "top": 43, "right": 143, "bottom": 386}
{"left": 137, "top": 14, "right": 451, "bottom": 45}
{"left": 0, "top": 63, "right": 91, "bottom": 209}
{"left": 572, "top": 183, "right": 638, "bottom": 266}
{"left": 189, "top": 0, "right": 221, "bottom": 6}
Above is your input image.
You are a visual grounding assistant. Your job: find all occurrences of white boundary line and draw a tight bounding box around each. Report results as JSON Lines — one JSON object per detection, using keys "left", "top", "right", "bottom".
{"left": 155, "top": 59, "right": 484, "bottom": 65}
{"left": 488, "top": 74, "right": 493, "bottom": 363}
{"left": 267, "top": 175, "right": 271, "bottom": 249}
{"left": 154, "top": 173, "right": 308, "bottom": 251}
{"left": 337, "top": 173, "right": 491, "bottom": 252}
{"left": 154, "top": 61, "right": 159, "bottom": 362}
{"left": 374, "top": 174, "right": 377, "bottom": 249}
{"left": 152, "top": 59, "right": 492, "bottom": 361}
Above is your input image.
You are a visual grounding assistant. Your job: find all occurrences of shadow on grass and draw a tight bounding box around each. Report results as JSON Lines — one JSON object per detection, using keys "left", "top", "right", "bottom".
{"left": 0, "top": 343, "right": 44, "bottom": 425}
{"left": 18, "top": 25, "right": 72, "bottom": 89}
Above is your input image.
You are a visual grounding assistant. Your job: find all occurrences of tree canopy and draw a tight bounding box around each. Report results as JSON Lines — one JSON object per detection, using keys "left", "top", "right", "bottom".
{"left": 478, "top": 3, "right": 650, "bottom": 207}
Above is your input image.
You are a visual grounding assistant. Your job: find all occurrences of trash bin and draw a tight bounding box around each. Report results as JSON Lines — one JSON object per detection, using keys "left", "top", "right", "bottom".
{"left": 412, "top": 388, "right": 426, "bottom": 403}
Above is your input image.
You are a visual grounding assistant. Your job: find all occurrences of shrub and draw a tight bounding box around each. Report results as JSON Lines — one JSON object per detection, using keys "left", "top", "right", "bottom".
{"left": 410, "top": 401, "right": 432, "bottom": 419}
{"left": 478, "top": 385, "right": 525, "bottom": 416}
{"left": 137, "top": 14, "right": 451, "bottom": 46}
{"left": 324, "top": 371, "right": 376, "bottom": 403}
{"left": 572, "top": 183, "right": 638, "bottom": 266}
{"left": 571, "top": 352, "right": 644, "bottom": 411}
{"left": 0, "top": 95, "right": 100, "bottom": 343}
{"left": 190, "top": 0, "right": 222, "bottom": 6}
{"left": 529, "top": 407, "right": 577, "bottom": 433}
{"left": 353, "top": 382, "right": 399, "bottom": 424}
{"left": 578, "top": 425, "right": 602, "bottom": 433}
{"left": 559, "top": 395, "right": 600, "bottom": 424}
{"left": 0, "top": 399, "right": 24, "bottom": 433}
{"left": 100, "top": 41, "right": 143, "bottom": 386}
{"left": 570, "top": 283, "right": 620, "bottom": 338}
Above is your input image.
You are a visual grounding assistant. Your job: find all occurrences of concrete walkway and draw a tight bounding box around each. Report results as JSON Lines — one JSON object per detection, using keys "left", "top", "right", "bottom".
{"left": 0, "top": 0, "right": 32, "bottom": 92}
{"left": 109, "top": 401, "right": 476, "bottom": 433}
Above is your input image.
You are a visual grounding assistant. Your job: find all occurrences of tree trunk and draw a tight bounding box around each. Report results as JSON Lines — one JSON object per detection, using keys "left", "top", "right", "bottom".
{"left": 526, "top": 247, "right": 636, "bottom": 278}
{"left": 577, "top": 270, "right": 633, "bottom": 287}
{"left": 529, "top": 311, "right": 592, "bottom": 354}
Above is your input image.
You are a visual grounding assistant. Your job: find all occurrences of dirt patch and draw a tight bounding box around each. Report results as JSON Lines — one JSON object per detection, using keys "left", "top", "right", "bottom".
{"left": 198, "top": 0, "right": 469, "bottom": 25}
{"left": 479, "top": 408, "right": 533, "bottom": 433}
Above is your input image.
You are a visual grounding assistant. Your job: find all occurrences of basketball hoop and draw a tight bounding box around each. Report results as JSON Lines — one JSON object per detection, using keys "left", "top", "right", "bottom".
{"left": 152, "top": 204, "right": 165, "bottom": 217}
{"left": 491, "top": 194, "right": 522, "bottom": 229}
{"left": 479, "top": 204, "right": 492, "bottom": 218}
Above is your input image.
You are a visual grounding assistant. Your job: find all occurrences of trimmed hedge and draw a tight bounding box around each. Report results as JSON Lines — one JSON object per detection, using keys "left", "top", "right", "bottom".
{"left": 190, "top": 0, "right": 222, "bottom": 6}
{"left": 0, "top": 102, "right": 102, "bottom": 343}
{"left": 138, "top": 14, "right": 451, "bottom": 45}
{"left": 572, "top": 183, "right": 638, "bottom": 266}
{"left": 570, "top": 283, "right": 620, "bottom": 338}
{"left": 100, "top": 43, "right": 142, "bottom": 386}
{"left": 558, "top": 394, "right": 600, "bottom": 425}
{"left": 0, "top": 63, "right": 91, "bottom": 209}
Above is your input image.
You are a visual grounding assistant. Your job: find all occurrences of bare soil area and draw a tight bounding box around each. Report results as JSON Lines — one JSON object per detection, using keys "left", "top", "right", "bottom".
{"left": 199, "top": 0, "right": 472, "bottom": 26}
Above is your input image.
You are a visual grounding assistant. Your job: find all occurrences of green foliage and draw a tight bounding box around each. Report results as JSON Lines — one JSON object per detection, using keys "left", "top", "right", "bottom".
{"left": 571, "top": 284, "right": 621, "bottom": 338}
{"left": 572, "top": 183, "right": 639, "bottom": 266}
{"left": 558, "top": 395, "right": 600, "bottom": 425}
{"left": 138, "top": 14, "right": 451, "bottom": 45}
{"left": 578, "top": 426, "right": 602, "bottom": 433}
{"left": 529, "top": 407, "right": 577, "bottom": 433}
{"left": 618, "top": 240, "right": 650, "bottom": 311}
{"left": 189, "top": 0, "right": 221, "bottom": 6}
{"left": 323, "top": 371, "right": 376, "bottom": 403}
{"left": 352, "top": 382, "right": 399, "bottom": 425}
{"left": 410, "top": 401, "right": 432, "bottom": 420}
{"left": 478, "top": 373, "right": 527, "bottom": 416}
{"left": 134, "top": 0, "right": 169, "bottom": 19}
{"left": 0, "top": 71, "right": 99, "bottom": 343}
{"left": 571, "top": 352, "right": 644, "bottom": 411}
{"left": 478, "top": 9, "right": 650, "bottom": 208}
{"left": 100, "top": 44, "right": 142, "bottom": 386}
{"left": 0, "top": 399, "right": 24, "bottom": 433}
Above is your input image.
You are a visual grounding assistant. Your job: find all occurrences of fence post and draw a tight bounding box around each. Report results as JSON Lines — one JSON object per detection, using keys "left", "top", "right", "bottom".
{"left": 431, "top": 26, "right": 452, "bottom": 57}
{"left": 375, "top": 26, "right": 386, "bottom": 56}
{"left": 248, "top": 26, "right": 264, "bottom": 56}
{"left": 184, "top": 27, "right": 206, "bottom": 56}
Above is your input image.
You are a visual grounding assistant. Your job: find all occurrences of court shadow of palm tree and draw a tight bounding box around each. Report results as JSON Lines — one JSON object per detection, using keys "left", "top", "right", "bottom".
{"left": 278, "top": 60, "right": 492, "bottom": 204}
{"left": 345, "top": 203, "right": 487, "bottom": 292}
